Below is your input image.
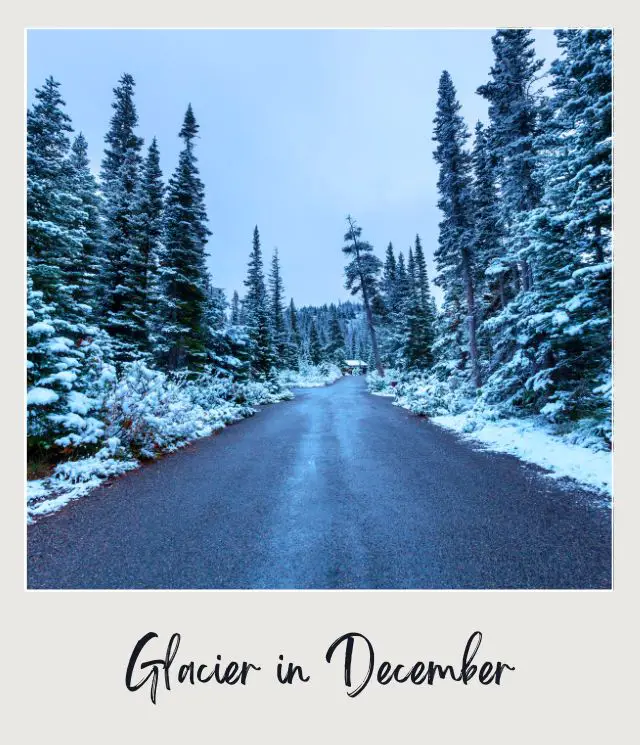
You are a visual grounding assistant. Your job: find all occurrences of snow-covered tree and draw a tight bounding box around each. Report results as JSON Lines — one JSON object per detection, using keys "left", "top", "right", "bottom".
{"left": 510, "top": 30, "right": 612, "bottom": 433}
{"left": 285, "top": 298, "right": 301, "bottom": 370}
{"left": 477, "top": 29, "right": 544, "bottom": 294}
{"left": 243, "top": 226, "right": 274, "bottom": 378}
{"left": 268, "top": 247, "right": 288, "bottom": 365}
{"left": 403, "top": 238, "right": 436, "bottom": 370}
{"left": 308, "top": 321, "right": 323, "bottom": 365}
{"left": 27, "top": 77, "right": 82, "bottom": 318}
{"left": 137, "top": 137, "right": 165, "bottom": 347}
{"left": 230, "top": 290, "right": 241, "bottom": 326}
{"left": 67, "top": 132, "right": 105, "bottom": 318}
{"left": 342, "top": 215, "right": 384, "bottom": 376}
{"left": 155, "top": 105, "right": 212, "bottom": 371}
{"left": 27, "top": 80, "right": 110, "bottom": 459}
{"left": 324, "top": 306, "right": 346, "bottom": 365}
{"left": 433, "top": 70, "right": 480, "bottom": 388}
{"left": 100, "top": 73, "right": 147, "bottom": 362}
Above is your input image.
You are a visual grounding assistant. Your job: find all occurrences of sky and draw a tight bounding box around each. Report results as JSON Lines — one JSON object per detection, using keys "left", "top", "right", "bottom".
{"left": 27, "top": 29, "right": 559, "bottom": 307}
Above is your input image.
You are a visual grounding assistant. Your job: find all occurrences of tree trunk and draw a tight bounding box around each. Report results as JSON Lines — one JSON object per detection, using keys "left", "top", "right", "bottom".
{"left": 348, "top": 217, "right": 384, "bottom": 377}
{"left": 594, "top": 224, "right": 604, "bottom": 265}
{"left": 461, "top": 254, "right": 481, "bottom": 389}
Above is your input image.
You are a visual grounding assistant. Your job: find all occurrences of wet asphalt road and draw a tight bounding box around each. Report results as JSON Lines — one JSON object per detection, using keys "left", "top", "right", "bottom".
{"left": 27, "top": 376, "right": 611, "bottom": 589}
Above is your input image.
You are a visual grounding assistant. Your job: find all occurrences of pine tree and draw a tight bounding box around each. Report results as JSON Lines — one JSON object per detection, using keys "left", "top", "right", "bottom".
{"left": 230, "top": 290, "right": 241, "bottom": 325}
{"left": 269, "top": 247, "right": 288, "bottom": 365}
{"left": 137, "top": 137, "right": 165, "bottom": 347}
{"left": 403, "top": 239, "right": 435, "bottom": 370}
{"left": 243, "top": 226, "right": 273, "bottom": 378}
{"left": 342, "top": 215, "right": 384, "bottom": 376}
{"left": 286, "top": 298, "right": 301, "bottom": 370}
{"left": 26, "top": 269, "right": 75, "bottom": 453}
{"left": 27, "top": 79, "right": 117, "bottom": 464}
{"left": 100, "top": 73, "right": 147, "bottom": 363}
{"left": 412, "top": 235, "right": 433, "bottom": 316}
{"left": 477, "top": 29, "right": 544, "bottom": 293}
{"left": 27, "top": 79, "right": 98, "bottom": 459}
{"left": 204, "top": 283, "right": 240, "bottom": 376}
{"left": 67, "top": 132, "right": 104, "bottom": 318}
{"left": 325, "top": 306, "right": 346, "bottom": 365}
{"left": 433, "top": 70, "right": 480, "bottom": 388}
{"left": 155, "top": 104, "right": 212, "bottom": 371}
{"left": 308, "top": 321, "right": 323, "bottom": 365}
{"left": 382, "top": 250, "right": 409, "bottom": 367}
{"left": 471, "top": 121, "right": 505, "bottom": 313}
{"left": 376, "top": 242, "right": 399, "bottom": 367}
{"left": 381, "top": 242, "right": 398, "bottom": 313}
{"left": 27, "top": 77, "right": 82, "bottom": 317}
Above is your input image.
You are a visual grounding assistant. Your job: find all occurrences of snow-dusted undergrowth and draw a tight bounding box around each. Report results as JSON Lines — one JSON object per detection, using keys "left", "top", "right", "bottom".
{"left": 27, "top": 362, "right": 294, "bottom": 521}
{"left": 366, "top": 371, "right": 611, "bottom": 499}
{"left": 278, "top": 362, "right": 343, "bottom": 389}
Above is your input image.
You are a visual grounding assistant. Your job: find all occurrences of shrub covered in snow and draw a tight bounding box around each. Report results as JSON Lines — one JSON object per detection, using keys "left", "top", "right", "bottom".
{"left": 27, "top": 360, "right": 295, "bottom": 519}
{"left": 278, "top": 362, "right": 343, "bottom": 388}
{"left": 366, "top": 369, "right": 473, "bottom": 416}
{"left": 366, "top": 369, "right": 400, "bottom": 394}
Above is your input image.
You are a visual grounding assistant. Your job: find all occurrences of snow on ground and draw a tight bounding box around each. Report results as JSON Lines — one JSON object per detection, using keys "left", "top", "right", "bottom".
{"left": 28, "top": 453, "right": 139, "bottom": 522}
{"left": 432, "top": 412, "right": 611, "bottom": 499}
{"left": 366, "top": 370, "right": 611, "bottom": 501}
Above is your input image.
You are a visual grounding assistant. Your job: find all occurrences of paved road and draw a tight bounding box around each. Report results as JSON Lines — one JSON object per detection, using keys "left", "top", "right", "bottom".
{"left": 27, "top": 376, "right": 611, "bottom": 589}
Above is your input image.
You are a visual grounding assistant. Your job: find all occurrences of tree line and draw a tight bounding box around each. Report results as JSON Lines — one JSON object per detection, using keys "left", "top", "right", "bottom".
{"left": 27, "top": 73, "right": 353, "bottom": 462}
{"left": 344, "top": 29, "right": 611, "bottom": 444}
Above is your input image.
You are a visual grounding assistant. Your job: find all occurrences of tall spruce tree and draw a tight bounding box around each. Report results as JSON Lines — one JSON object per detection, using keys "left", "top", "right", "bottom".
{"left": 380, "top": 242, "right": 399, "bottom": 318}
{"left": 471, "top": 121, "right": 505, "bottom": 312}
{"left": 155, "top": 105, "right": 211, "bottom": 371}
{"left": 243, "top": 226, "right": 273, "bottom": 377}
{"left": 137, "top": 137, "right": 165, "bottom": 346}
{"left": 325, "top": 306, "right": 346, "bottom": 365}
{"left": 378, "top": 242, "right": 401, "bottom": 365}
{"left": 308, "top": 321, "right": 323, "bottom": 365}
{"left": 413, "top": 235, "right": 433, "bottom": 315}
{"left": 286, "top": 298, "right": 301, "bottom": 370}
{"left": 432, "top": 70, "right": 480, "bottom": 388}
{"left": 342, "top": 215, "right": 384, "bottom": 376}
{"left": 27, "top": 82, "right": 106, "bottom": 456}
{"left": 268, "top": 247, "right": 288, "bottom": 365}
{"left": 230, "top": 290, "right": 241, "bottom": 325}
{"left": 67, "top": 132, "right": 104, "bottom": 318}
{"left": 477, "top": 29, "right": 544, "bottom": 294}
{"left": 27, "top": 77, "right": 81, "bottom": 317}
{"left": 100, "top": 73, "right": 147, "bottom": 362}
{"left": 403, "top": 238, "right": 435, "bottom": 370}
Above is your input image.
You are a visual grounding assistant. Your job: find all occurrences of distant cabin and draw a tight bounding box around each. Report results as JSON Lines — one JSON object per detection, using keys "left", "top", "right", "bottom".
{"left": 342, "top": 359, "right": 368, "bottom": 375}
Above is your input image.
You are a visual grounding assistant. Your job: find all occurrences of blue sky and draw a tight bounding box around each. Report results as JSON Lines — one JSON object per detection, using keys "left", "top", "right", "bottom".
{"left": 27, "top": 29, "right": 559, "bottom": 307}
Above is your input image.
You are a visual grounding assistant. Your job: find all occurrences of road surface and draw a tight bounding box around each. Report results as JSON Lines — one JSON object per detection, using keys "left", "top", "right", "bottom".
{"left": 27, "top": 376, "right": 611, "bottom": 589}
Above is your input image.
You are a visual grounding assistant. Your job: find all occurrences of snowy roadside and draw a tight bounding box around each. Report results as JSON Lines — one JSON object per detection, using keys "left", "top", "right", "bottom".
{"left": 366, "top": 371, "right": 611, "bottom": 501}
{"left": 27, "top": 403, "right": 261, "bottom": 523}
{"left": 27, "top": 363, "right": 344, "bottom": 523}
{"left": 431, "top": 412, "right": 611, "bottom": 500}
{"left": 28, "top": 452, "right": 140, "bottom": 521}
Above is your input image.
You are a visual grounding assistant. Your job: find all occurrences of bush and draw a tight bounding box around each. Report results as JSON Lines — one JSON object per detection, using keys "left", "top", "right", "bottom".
{"left": 278, "top": 362, "right": 343, "bottom": 388}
